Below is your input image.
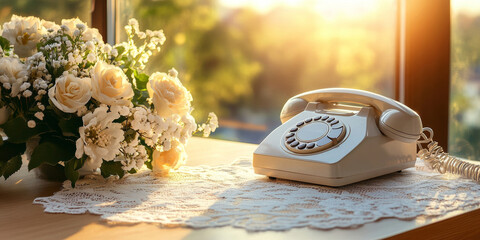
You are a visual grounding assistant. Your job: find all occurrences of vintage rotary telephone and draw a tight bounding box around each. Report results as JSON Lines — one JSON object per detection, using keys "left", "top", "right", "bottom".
{"left": 253, "top": 88, "right": 480, "bottom": 186}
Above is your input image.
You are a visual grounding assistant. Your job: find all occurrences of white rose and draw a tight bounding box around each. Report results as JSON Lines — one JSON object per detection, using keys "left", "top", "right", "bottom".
{"left": 0, "top": 56, "right": 28, "bottom": 97}
{"left": 152, "top": 140, "right": 187, "bottom": 175}
{"left": 147, "top": 69, "right": 192, "bottom": 117}
{"left": 2, "top": 15, "right": 45, "bottom": 58}
{"left": 48, "top": 73, "right": 92, "bottom": 113}
{"left": 91, "top": 61, "right": 134, "bottom": 106}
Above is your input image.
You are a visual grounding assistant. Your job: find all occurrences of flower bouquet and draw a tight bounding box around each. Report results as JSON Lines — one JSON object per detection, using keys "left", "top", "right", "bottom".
{"left": 0, "top": 15, "right": 217, "bottom": 186}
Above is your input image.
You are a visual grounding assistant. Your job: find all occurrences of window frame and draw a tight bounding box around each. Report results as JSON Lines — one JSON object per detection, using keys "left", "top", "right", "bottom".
{"left": 399, "top": 0, "right": 450, "bottom": 149}
{"left": 93, "top": 0, "right": 451, "bottom": 148}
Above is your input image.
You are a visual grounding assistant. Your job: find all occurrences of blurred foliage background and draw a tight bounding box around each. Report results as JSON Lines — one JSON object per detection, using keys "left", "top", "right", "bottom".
{"left": 3, "top": 0, "right": 480, "bottom": 158}
{"left": 450, "top": 0, "right": 480, "bottom": 160}
{"left": 0, "top": 0, "right": 91, "bottom": 25}
{"left": 117, "top": 0, "right": 397, "bottom": 143}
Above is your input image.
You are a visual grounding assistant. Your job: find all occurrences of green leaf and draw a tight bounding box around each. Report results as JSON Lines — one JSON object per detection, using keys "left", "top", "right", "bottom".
{"left": 132, "top": 88, "right": 150, "bottom": 107}
{"left": 64, "top": 157, "right": 85, "bottom": 188}
{"left": 0, "top": 155, "right": 22, "bottom": 180}
{"left": 59, "top": 117, "right": 82, "bottom": 137}
{"left": 28, "top": 136, "right": 75, "bottom": 171}
{"left": 134, "top": 70, "right": 150, "bottom": 90}
{"left": 0, "top": 141, "right": 26, "bottom": 162}
{"left": 125, "top": 68, "right": 134, "bottom": 81}
{"left": 115, "top": 46, "right": 126, "bottom": 57}
{"left": 113, "top": 116, "right": 127, "bottom": 124}
{"left": 0, "top": 36, "right": 11, "bottom": 51}
{"left": 100, "top": 161, "right": 125, "bottom": 178}
{"left": 144, "top": 144, "right": 153, "bottom": 170}
{"left": 1, "top": 116, "right": 48, "bottom": 143}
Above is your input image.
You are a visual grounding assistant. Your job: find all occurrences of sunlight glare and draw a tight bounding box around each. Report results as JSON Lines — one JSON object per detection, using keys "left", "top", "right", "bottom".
{"left": 220, "top": 0, "right": 382, "bottom": 19}
{"left": 452, "top": 0, "right": 480, "bottom": 15}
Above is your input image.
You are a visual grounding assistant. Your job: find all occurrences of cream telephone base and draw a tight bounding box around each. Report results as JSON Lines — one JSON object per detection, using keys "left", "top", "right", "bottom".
{"left": 253, "top": 88, "right": 480, "bottom": 186}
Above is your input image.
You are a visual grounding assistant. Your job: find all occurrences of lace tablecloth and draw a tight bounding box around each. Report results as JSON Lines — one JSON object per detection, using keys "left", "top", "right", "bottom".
{"left": 33, "top": 158, "right": 480, "bottom": 231}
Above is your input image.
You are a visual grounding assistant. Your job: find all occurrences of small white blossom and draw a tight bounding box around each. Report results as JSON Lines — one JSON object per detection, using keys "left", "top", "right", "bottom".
{"left": 60, "top": 25, "right": 70, "bottom": 32}
{"left": 37, "top": 103, "right": 45, "bottom": 111}
{"left": 20, "top": 82, "right": 31, "bottom": 92}
{"left": 111, "top": 105, "right": 129, "bottom": 116}
{"left": 87, "top": 52, "right": 96, "bottom": 62}
{"left": 27, "top": 120, "right": 36, "bottom": 128}
{"left": 137, "top": 31, "right": 146, "bottom": 39}
{"left": 111, "top": 48, "right": 118, "bottom": 57}
{"left": 76, "top": 105, "right": 88, "bottom": 117}
{"left": 23, "top": 90, "right": 32, "bottom": 97}
{"left": 103, "top": 44, "right": 112, "bottom": 53}
{"left": 85, "top": 41, "right": 95, "bottom": 50}
{"left": 76, "top": 23, "right": 86, "bottom": 32}
{"left": 34, "top": 112, "right": 44, "bottom": 120}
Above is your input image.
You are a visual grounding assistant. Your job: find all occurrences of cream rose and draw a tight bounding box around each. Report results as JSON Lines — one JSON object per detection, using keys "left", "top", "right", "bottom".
{"left": 91, "top": 61, "right": 134, "bottom": 106}
{"left": 152, "top": 140, "right": 187, "bottom": 175}
{"left": 2, "top": 15, "right": 45, "bottom": 58}
{"left": 147, "top": 69, "right": 192, "bottom": 117}
{"left": 0, "top": 56, "right": 28, "bottom": 97}
{"left": 48, "top": 73, "right": 92, "bottom": 113}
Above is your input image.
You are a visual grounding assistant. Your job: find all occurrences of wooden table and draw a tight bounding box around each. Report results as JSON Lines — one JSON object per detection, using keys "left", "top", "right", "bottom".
{"left": 2, "top": 137, "right": 480, "bottom": 240}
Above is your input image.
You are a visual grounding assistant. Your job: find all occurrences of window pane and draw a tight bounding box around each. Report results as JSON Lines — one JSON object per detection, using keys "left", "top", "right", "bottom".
{"left": 0, "top": 0, "right": 91, "bottom": 25}
{"left": 117, "top": 0, "right": 397, "bottom": 143}
{"left": 450, "top": 1, "right": 480, "bottom": 160}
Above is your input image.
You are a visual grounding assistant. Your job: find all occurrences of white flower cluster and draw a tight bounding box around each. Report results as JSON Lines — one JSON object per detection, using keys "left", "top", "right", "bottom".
{"left": 199, "top": 112, "right": 219, "bottom": 137}
{"left": 0, "top": 15, "right": 218, "bottom": 177}
{"left": 128, "top": 106, "right": 196, "bottom": 151}
{"left": 118, "top": 18, "right": 166, "bottom": 70}
{"left": 39, "top": 19, "right": 103, "bottom": 78}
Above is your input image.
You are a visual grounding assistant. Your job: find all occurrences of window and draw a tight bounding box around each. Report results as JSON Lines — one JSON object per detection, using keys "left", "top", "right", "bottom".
{"left": 4, "top": 0, "right": 473, "bottom": 156}
{"left": 0, "top": 0, "right": 91, "bottom": 25}
{"left": 450, "top": 0, "right": 480, "bottom": 159}
{"left": 117, "top": 0, "right": 397, "bottom": 143}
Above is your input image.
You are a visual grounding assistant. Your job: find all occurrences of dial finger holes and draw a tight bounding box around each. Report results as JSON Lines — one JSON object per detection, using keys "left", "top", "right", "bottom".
{"left": 284, "top": 115, "right": 346, "bottom": 154}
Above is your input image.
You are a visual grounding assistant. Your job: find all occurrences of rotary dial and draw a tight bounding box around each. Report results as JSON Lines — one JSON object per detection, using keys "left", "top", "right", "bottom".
{"left": 284, "top": 115, "right": 346, "bottom": 154}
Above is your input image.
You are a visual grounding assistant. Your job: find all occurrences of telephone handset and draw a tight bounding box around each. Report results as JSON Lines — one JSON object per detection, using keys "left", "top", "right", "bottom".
{"left": 253, "top": 88, "right": 480, "bottom": 186}
{"left": 280, "top": 88, "right": 423, "bottom": 143}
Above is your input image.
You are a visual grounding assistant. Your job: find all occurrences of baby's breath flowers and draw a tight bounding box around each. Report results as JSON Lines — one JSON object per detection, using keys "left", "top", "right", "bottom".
{"left": 0, "top": 16, "right": 218, "bottom": 186}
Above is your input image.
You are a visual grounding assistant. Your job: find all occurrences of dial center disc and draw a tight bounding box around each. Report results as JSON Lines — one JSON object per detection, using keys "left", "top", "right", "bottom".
{"left": 296, "top": 122, "right": 329, "bottom": 142}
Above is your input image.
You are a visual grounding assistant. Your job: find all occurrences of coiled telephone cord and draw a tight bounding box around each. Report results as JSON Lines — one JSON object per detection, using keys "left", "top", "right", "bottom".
{"left": 417, "top": 127, "right": 480, "bottom": 182}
